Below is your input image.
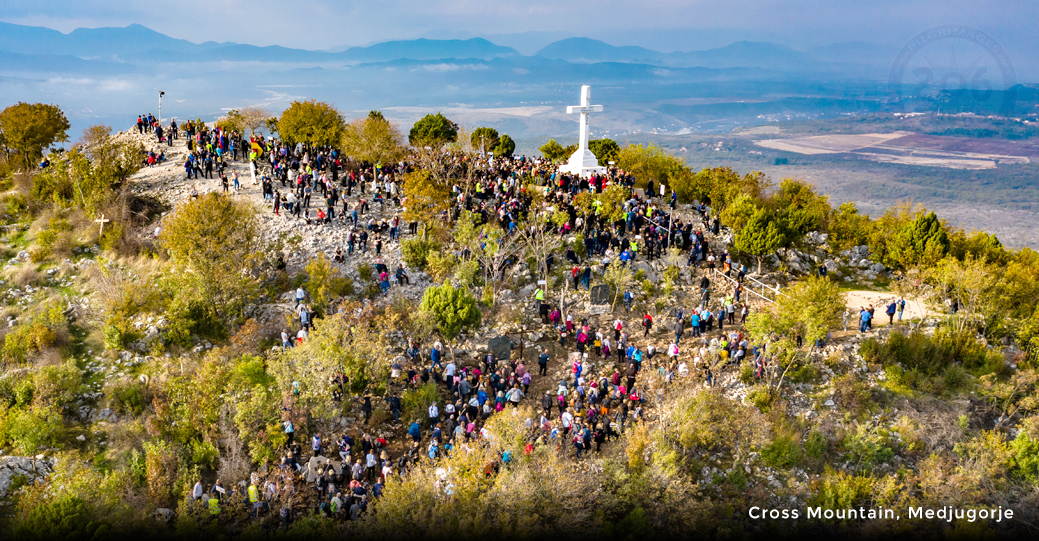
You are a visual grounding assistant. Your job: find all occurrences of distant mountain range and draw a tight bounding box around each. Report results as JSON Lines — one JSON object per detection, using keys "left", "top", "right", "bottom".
{"left": 0, "top": 21, "right": 893, "bottom": 75}
{"left": 535, "top": 37, "right": 898, "bottom": 73}
{"left": 3, "top": 20, "right": 1032, "bottom": 147}
{"left": 0, "top": 22, "right": 519, "bottom": 65}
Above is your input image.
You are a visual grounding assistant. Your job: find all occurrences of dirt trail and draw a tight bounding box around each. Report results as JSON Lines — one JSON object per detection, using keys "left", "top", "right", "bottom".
{"left": 843, "top": 290, "right": 933, "bottom": 327}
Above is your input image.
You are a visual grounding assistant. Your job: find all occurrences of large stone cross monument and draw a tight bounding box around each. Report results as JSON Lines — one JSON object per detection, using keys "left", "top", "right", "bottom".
{"left": 558, "top": 85, "right": 606, "bottom": 178}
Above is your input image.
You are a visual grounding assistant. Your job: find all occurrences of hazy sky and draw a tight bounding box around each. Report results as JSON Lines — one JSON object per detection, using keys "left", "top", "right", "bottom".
{"left": 2, "top": 0, "right": 1036, "bottom": 52}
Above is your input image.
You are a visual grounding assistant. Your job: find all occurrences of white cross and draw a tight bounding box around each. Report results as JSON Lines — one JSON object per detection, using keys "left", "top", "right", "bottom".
{"left": 95, "top": 214, "right": 110, "bottom": 236}
{"left": 566, "top": 85, "right": 603, "bottom": 153}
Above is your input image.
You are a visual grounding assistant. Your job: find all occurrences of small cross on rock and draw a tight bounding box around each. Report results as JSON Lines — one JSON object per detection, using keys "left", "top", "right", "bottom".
{"left": 95, "top": 214, "right": 110, "bottom": 236}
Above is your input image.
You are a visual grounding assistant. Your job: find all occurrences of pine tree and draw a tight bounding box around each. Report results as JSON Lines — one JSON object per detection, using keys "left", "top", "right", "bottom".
{"left": 733, "top": 208, "right": 786, "bottom": 273}
{"left": 891, "top": 211, "right": 949, "bottom": 268}
{"left": 420, "top": 282, "right": 481, "bottom": 340}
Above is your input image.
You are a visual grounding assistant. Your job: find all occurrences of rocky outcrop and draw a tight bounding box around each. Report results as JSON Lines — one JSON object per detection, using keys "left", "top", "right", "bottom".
{"left": 0, "top": 456, "right": 55, "bottom": 498}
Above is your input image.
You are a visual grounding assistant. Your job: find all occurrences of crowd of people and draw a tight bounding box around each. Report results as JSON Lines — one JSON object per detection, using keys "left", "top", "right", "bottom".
{"left": 149, "top": 114, "right": 794, "bottom": 525}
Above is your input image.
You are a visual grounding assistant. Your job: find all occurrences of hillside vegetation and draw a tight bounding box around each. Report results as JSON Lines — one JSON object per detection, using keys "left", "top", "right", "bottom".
{"left": 0, "top": 102, "right": 1037, "bottom": 540}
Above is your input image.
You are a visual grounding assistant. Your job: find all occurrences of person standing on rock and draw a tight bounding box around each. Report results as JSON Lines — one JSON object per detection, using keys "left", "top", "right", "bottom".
{"left": 428, "top": 402, "right": 439, "bottom": 429}
{"left": 273, "top": 191, "right": 281, "bottom": 216}
{"left": 281, "top": 329, "right": 293, "bottom": 351}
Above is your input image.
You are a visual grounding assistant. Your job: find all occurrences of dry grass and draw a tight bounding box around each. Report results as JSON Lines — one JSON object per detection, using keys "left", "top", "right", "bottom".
{"left": 12, "top": 170, "right": 33, "bottom": 194}
{"left": 79, "top": 255, "right": 165, "bottom": 322}
{"left": 6, "top": 264, "right": 41, "bottom": 288}
{"left": 0, "top": 306, "right": 19, "bottom": 322}
{"left": 34, "top": 347, "right": 63, "bottom": 367}
{"left": 103, "top": 417, "right": 150, "bottom": 463}
{"left": 896, "top": 396, "right": 969, "bottom": 453}
{"left": 216, "top": 410, "right": 252, "bottom": 483}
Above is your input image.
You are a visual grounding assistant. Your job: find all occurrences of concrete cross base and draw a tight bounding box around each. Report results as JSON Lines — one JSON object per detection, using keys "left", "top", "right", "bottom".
{"left": 558, "top": 148, "right": 605, "bottom": 178}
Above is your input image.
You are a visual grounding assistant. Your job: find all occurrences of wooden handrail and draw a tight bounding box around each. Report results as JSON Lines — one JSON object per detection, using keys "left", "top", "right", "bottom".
{"left": 711, "top": 268, "right": 777, "bottom": 305}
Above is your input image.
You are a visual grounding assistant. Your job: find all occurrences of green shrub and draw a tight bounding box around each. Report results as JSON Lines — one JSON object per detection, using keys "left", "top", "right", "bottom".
{"left": 880, "top": 364, "right": 916, "bottom": 397}
{"left": 401, "top": 237, "right": 437, "bottom": 270}
{"left": 453, "top": 259, "right": 481, "bottom": 288}
{"left": 670, "top": 389, "right": 770, "bottom": 457}
{"left": 232, "top": 355, "right": 275, "bottom": 389}
{"left": 14, "top": 377, "right": 35, "bottom": 407}
{"left": 832, "top": 373, "right": 871, "bottom": 415}
{"left": 98, "top": 222, "right": 124, "bottom": 251}
{"left": 863, "top": 328, "right": 999, "bottom": 377}
{"left": 188, "top": 439, "right": 219, "bottom": 469}
{"left": 108, "top": 380, "right": 147, "bottom": 416}
{"left": 401, "top": 382, "right": 441, "bottom": 425}
{"left": 103, "top": 322, "right": 128, "bottom": 350}
{"left": 1, "top": 303, "right": 67, "bottom": 364}
{"left": 761, "top": 433, "right": 803, "bottom": 468}
{"left": 858, "top": 337, "right": 881, "bottom": 363}
{"left": 572, "top": 234, "right": 587, "bottom": 259}
{"left": 805, "top": 430, "right": 828, "bottom": 459}
{"left": 1012, "top": 430, "right": 1039, "bottom": 482}
{"left": 841, "top": 425, "right": 894, "bottom": 472}
{"left": 746, "top": 386, "right": 775, "bottom": 413}
{"left": 808, "top": 468, "right": 875, "bottom": 513}
{"left": 941, "top": 363, "right": 971, "bottom": 391}
{"left": 726, "top": 467, "right": 748, "bottom": 489}
{"left": 953, "top": 430, "right": 1015, "bottom": 481}
{"left": 788, "top": 362, "right": 821, "bottom": 384}
{"left": 11, "top": 494, "right": 111, "bottom": 541}
{"left": 2, "top": 192, "right": 27, "bottom": 216}
{"left": 419, "top": 281, "right": 481, "bottom": 340}
{"left": 303, "top": 253, "right": 353, "bottom": 310}
{"left": 162, "top": 297, "right": 226, "bottom": 347}
{"left": 0, "top": 404, "right": 63, "bottom": 455}
{"left": 32, "top": 361, "right": 81, "bottom": 410}
{"left": 128, "top": 448, "right": 147, "bottom": 486}
{"left": 425, "top": 250, "right": 458, "bottom": 284}
{"left": 36, "top": 228, "right": 57, "bottom": 250}
{"left": 739, "top": 362, "right": 754, "bottom": 385}
{"left": 640, "top": 279, "right": 655, "bottom": 298}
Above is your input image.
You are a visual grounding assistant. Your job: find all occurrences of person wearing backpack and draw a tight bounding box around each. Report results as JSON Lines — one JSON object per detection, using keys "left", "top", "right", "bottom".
{"left": 573, "top": 427, "right": 586, "bottom": 458}
{"left": 594, "top": 427, "right": 606, "bottom": 452}
{"left": 886, "top": 301, "right": 897, "bottom": 325}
